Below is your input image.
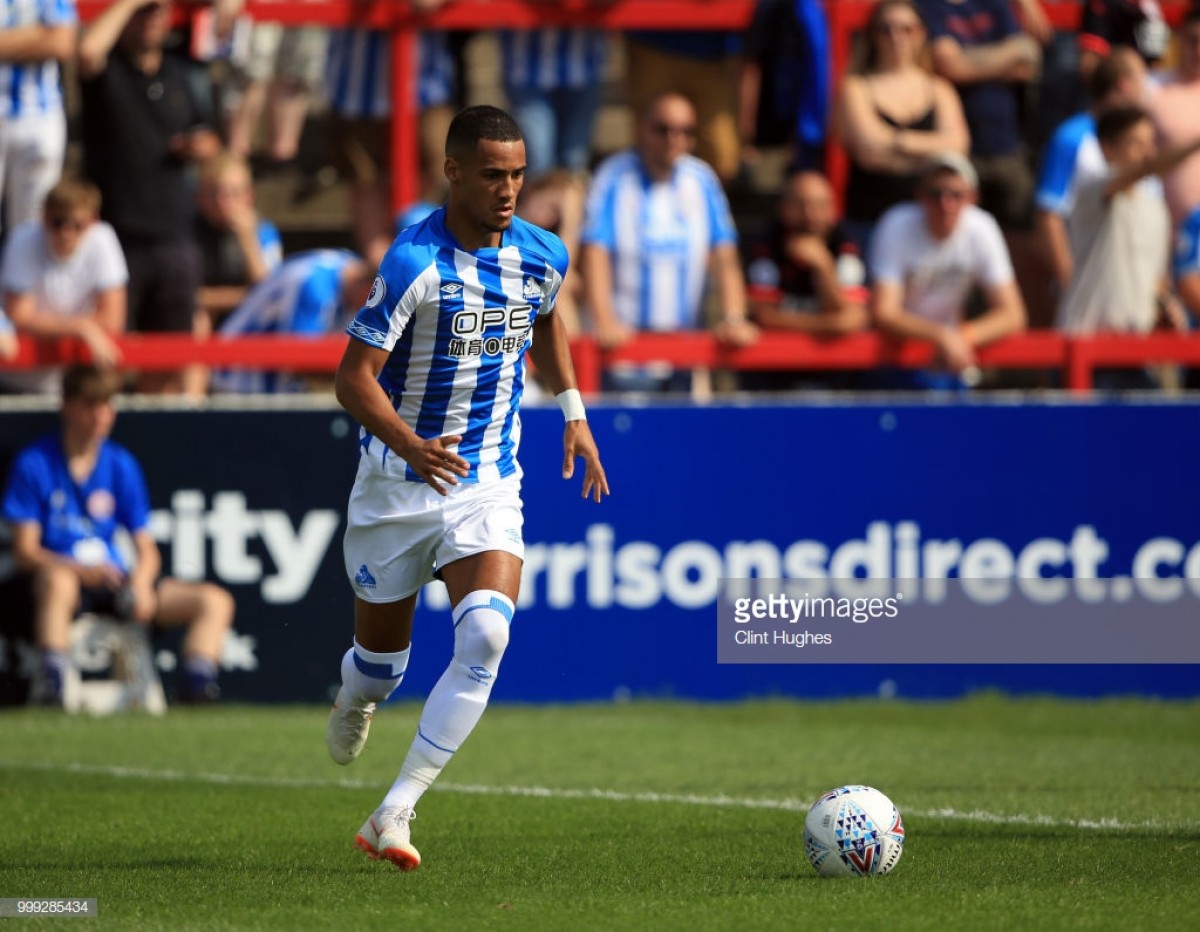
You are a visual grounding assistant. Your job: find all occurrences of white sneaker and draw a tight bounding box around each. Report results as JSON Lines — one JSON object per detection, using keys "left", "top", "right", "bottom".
{"left": 326, "top": 688, "right": 375, "bottom": 765}
{"left": 355, "top": 807, "right": 421, "bottom": 871}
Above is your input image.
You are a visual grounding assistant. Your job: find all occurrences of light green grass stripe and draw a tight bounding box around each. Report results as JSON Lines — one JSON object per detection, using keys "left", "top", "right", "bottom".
{"left": 0, "top": 758, "right": 1184, "bottom": 833}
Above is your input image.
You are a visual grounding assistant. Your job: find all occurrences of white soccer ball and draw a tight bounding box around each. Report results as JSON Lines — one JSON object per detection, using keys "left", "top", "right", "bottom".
{"left": 803, "top": 785, "right": 905, "bottom": 877}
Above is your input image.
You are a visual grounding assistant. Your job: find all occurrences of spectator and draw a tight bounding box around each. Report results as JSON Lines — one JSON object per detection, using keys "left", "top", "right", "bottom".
{"left": 1056, "top": 106, "right": 1199, "bottom": 345}
{"left": 1175, "top": 202, "right": 1200, "bottom": 320}
{"left": 919, "top": 0, "right": 1041, "bottom": 231}
{"left": 326, "top": 3, "right": 457, "bottom": 267}
{"left": 1148, "top": 10, "right": 1200, "bottom": 230}
{"left": 517, "top": 170, "right": 587, "bottom": 338}
{"left": 0, "top": 179, "right": 127, "bottom": 396}
{"left": 225, "top": 21, "right": 328, "bottom": 174}
{"left": 210, "top": 248, "right": 370, "bottom": 394}
{"left": 77, "top": 0, "right": 221, "bottom": 395}
{"left": 1, "top": 363, "right": 234, "bottom": 706}
{"left": 500, "top": 19, "right": 609, "bottom": 179}
{"left": 742, "top": 170, "right": 869, "bottom": 390}
{"left": 1035, "top": 46, "right": 1149, "bottom": 296}
{"left": 0, "top": 0, "right": 76, "bottom": 238}
{"left": 195, "top": 151, "right": 283, "bottom": 323}
{"left": 623, "top": 30, "right": 744, "bottom": 182}
{"left": 0, "top": 307, "right": 16, "bottom": 360}
{"left": 580, "top": 91, "right": 757, "bottom": 394}
{"left": 836, "top": 0, "right": 970, "bottom": 254}
{"left": 1079, "top": 0, "right": 1170, "bottom": 81}
{"left": 739, "top": 0, "right": 831, "bottom": 173}
{"left": 870, "top": 152, "right": 1027, "bottom": 389}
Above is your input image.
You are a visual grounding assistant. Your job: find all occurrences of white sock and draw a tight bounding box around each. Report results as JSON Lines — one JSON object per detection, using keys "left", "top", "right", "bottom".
{"left": 382, "top": 590, "right": 513, "bottom": 810}
{"left": 340, "top": 639, "right": 410, "bottom": 705}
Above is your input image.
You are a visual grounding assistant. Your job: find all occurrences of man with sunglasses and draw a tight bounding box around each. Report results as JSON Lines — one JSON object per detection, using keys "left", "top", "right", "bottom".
{"left": 0, "top": 178, "right": 127, "bottom": 395}
{"left": 869, "top": 151, "right": 1026, "bottom": 389}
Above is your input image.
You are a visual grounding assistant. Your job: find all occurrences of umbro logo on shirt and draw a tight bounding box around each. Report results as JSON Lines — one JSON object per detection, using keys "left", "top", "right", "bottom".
{"left": 440, "top": 283, "right": 463, "bottom": 296}
{"left": 348, "top": 320, "right": 386, "bottom": 343}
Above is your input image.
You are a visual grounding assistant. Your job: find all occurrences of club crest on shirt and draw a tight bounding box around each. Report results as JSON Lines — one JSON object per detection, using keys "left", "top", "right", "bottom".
{"left": 87, "top": 489, "right": 116, "bottom": 521}
{"left": 365, "top": 275, "right": 386, "bottom": 308}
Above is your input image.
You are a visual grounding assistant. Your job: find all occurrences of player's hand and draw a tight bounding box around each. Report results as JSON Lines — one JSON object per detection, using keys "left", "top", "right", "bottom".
{"left": 562, "top": 421, "right": 609, "bottom": 503}
{"left": 401, "top": 433, "right": 469, "bottom": 496}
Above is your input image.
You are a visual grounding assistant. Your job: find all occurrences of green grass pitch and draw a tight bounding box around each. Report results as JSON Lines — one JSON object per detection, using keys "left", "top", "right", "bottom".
{"left": 1, "top": 695, "right": 1198, "bottom": 931}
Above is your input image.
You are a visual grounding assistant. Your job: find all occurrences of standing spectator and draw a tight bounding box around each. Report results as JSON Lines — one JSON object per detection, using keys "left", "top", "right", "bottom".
{"left": 326, "top": 2, "right": 457, "bottom": 267}
{"left": 870, "top": 152, "right": 1026, "bottom": 389}
{"left": 0, "top": 0, "right": 76, "bottom": 237}
{"left": 1056, "top": 106, "right": 1199, "bottom": 341}
{"left": 77, "top": 0, "right": 220, "bottom": 395}
{"left": 836, "top": 0, "right": 970, "bottom": 254}
{"left": 226, "top": 22, "right": 328, "bottom": 174}
{"left": 210, "top": 248, "right": 369, "bottom": 394}
{"left": 1079, "top": 0, "right": 1170, "bottom": 81}
{"left": 581, "top": 92, "right": 757, "bottom": 394}
{"left": 500, "top": 19, "right": 609, "bottom": 179}
{"left": 1148, "top": 10, "right": 1200, "bottom": 230}
{"left": 742, "top": 170, "right": 869, "bottom": 390}
{"left": 739, "top": 0, "right": 831, "bottom": 173}
{"left": 0, "top": 179, "right": 127, "bottom": 396}
{"left": 919, "top": 0, "right": 1041, "bottom": 231}
{"left": 1, "top": 364, "right": 235, "bottom": 706}
{"left": 623, "top": 30, "right": 744, "bottom": 182}
{"left": 195, "top": 151, "right": 283, "bottom": 323}
{"left": 0, "top": 306, "right": 17, "bottom": 360}
{"left": 1035, "top": 46, "right": 1149, "bottom": 297}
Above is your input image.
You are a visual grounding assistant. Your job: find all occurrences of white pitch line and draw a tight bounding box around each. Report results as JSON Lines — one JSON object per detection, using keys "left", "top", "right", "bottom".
{"left": 0, "top": 760, "right": 1186, "bottom": 833}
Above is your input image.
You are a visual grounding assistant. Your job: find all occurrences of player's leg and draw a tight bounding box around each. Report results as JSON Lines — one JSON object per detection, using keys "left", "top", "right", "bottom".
{"left": 327, "top": 595, "right": 417, "bottom": 767}
{"left": 154, "top": 577, "right": 235, "bottom": 702}
{"left": 29, "top": 564, "right": 83, "bottom": 705}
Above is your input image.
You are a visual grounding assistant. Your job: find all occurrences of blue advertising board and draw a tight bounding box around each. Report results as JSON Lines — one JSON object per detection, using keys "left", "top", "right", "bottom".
{"left": 2, "top": 398, "right": 1198, "bottom": 703}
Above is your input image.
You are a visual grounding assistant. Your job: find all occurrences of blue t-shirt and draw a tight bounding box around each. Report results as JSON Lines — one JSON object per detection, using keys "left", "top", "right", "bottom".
{"left": 346, "top": 208, "right": 568, "bottom": 484}
{"left": 920, "top": 0, "right": 1022, "bottom": 157}
{"left": 2, "top": 434, "right": 150, "bottom": 572}
{"left": 1173, "top": 207, "right": 1200, "bottom": 282}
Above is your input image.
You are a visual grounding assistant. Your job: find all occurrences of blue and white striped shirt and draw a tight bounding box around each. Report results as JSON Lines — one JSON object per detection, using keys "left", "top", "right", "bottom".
{"left": 0, "top": 0, "right": 76, "bottom": 119}
{"left": 1173, "top": 207, "right": 1200, "bottom": 281}
{"left": 581, "top": 151, "right": 738, "bottom": 331}
{"left": 500, "top": 28, "right": 608, "bottom": 90}
{"left": 326, "top": 29, "right": 455, "bottom": 118}
{"left": 347, "top": 209, "right": 568, "bottom": 484}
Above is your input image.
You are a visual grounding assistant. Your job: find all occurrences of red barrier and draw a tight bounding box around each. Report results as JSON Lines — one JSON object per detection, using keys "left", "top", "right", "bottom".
{"left": 6, "top": 331, "right": 1200, "bottom": 394}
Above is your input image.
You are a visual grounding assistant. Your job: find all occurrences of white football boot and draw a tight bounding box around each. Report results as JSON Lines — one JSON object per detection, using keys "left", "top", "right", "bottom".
{"left": 326, "top": 687, "right": 375, "bottom": 765}
{"left": 355, "top": 807, "right": 421, "bottom": 871}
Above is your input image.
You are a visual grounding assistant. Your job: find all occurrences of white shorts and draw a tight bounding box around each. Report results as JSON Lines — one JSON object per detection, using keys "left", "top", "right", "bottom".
{"left": 343, "top": 463, "right": 525, "bottom": 603}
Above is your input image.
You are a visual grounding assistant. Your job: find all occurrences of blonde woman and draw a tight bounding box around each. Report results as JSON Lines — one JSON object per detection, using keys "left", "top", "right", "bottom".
{"left": 835, "top": 0, "right": 969, "bottom": 253}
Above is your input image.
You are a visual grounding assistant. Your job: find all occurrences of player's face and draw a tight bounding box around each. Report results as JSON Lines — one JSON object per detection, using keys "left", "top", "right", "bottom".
{"left": 447, "top": 138, "right": 527, "bottom": 238}
{"left": 918, "top": 170, "right": 974, "bottom": 240}
{"left": 62, "top": 396, "right": 117, "bottom": 447}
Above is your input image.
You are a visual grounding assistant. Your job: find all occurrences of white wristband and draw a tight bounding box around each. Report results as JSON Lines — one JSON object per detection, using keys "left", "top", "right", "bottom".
{"left": 556, "top": 388, "right": 587, "bottom": 422}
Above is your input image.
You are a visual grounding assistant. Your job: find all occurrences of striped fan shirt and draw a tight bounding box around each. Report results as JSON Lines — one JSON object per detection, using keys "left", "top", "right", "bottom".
{"left": 326, "top": 28, "right": 455, "bottom": 118}
{"left": 581, "top": 151, "right": 738, "bottom": 331}
{"left": 0, "top": 0, "right": 76, "bottom": 119}
{"left": 500, "top": 28, "right": 608, "bottom": 90}
{"left": 346, "top": 208, "right": 568, "bottom": 484}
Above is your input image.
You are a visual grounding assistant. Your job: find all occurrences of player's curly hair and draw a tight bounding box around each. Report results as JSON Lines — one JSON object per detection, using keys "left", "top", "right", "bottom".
{"left": 445, "top": 105, "right": 524, "bottom": 160}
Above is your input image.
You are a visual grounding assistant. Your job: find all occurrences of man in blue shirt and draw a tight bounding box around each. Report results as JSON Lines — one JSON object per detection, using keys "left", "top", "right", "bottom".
{"left": 1, "top": 364, "right": 235, "bottom": 705}
{"left": 327, "top": 105, "right": 608, "bottom": 871}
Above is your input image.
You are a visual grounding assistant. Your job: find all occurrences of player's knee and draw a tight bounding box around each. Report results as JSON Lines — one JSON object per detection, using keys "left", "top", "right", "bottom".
{"left": 453, "top": 590, "right": 513, "bottom": 669}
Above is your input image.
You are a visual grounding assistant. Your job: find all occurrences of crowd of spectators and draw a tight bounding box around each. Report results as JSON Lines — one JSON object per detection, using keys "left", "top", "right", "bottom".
{"left": 1, "top": 0, "right": 1199, "bottom": 397}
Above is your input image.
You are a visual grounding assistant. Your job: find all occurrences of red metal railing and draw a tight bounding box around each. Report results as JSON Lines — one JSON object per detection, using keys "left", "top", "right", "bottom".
{"left": 6, "top": 331, "right": 1200, "bottom": 394}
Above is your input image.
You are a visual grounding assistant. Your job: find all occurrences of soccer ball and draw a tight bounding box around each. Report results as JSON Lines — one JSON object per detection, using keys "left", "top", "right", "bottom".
{"left": 803, "top": 785, "right": 905, "bottom": 877}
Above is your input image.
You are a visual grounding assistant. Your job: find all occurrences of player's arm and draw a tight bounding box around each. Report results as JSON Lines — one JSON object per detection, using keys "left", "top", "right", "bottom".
{"left": 10, "top": 521, "right": 124, "bottom": 590}
{"left": 529, "top": 312, "right": 609, "bottom": 503}
{"left": 334, "top": 337, "right": 468, "bottom": 495}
